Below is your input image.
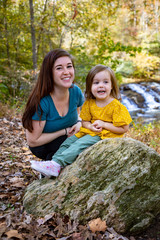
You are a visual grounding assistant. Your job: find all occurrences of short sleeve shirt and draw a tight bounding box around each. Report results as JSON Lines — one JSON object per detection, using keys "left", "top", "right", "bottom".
{"left": 75, "top": 99, "right": 132, "bottom": 139}
{"left": 32, "top": 85, "right": 84, "bottom": 133}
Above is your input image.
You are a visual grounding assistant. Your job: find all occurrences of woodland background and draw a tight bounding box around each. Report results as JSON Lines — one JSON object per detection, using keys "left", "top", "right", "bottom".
{"left": 0, "top": 0, "right": 160, "bottom": 109}
{"left": 0, "top": 0, "right": 160, "bottom": 239}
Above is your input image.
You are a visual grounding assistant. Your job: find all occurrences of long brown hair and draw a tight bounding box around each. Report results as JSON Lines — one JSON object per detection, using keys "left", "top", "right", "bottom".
{"left": 85, "top": 64, "right": 121, "bottom": 100}
{"left": 22, "top": 49, "right": 75, "bottom": 132}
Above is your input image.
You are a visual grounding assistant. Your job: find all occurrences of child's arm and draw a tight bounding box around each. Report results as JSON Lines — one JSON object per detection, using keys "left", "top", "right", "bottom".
{"left": 92, "top": 120, "right": 129, "bottom": 134}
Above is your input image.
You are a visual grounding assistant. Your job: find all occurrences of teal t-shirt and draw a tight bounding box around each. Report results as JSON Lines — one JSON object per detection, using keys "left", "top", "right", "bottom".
{"left": 32, "top": 85, "right": 84, "bottom": 133}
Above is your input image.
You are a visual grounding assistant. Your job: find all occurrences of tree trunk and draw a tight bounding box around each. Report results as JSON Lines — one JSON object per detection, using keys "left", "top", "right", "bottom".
{"left": 3, "top": 0, "right": 10, "bottom": 67}
{"left": 29, "top": 0, "right": 37, "bottom": 80}
{"left": 154, "top": 0, "right": 159, "bottom": 35}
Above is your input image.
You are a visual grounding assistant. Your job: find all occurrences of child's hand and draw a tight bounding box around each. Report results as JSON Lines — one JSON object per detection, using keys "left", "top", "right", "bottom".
{"left": 90, "top": 120, "right": 103, "bottom": 132}
{"left": 82, "top": 120, "right": 102, "bottom": 132}
{"left": 92, "top": 120, "right": 104, "bottom": 131}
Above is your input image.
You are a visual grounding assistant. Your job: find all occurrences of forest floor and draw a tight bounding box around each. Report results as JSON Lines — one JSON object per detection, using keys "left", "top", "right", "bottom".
{"left": 0, "top": 114, "right": 160, "bottom": 240}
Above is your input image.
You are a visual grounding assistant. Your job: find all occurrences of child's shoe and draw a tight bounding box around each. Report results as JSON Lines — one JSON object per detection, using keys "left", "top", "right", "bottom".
{"left": 30, "top": 160, "right": 61, "bottom": 177}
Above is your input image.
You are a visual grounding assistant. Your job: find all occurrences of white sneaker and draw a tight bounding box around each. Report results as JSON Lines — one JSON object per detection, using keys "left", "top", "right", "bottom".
{"left": 30, "top": 160, "right": 61, "bottom": 177}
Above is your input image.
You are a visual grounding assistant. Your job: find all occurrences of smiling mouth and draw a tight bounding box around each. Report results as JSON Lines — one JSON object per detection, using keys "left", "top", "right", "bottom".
{"left": 97, "top": 90, "right": 106, "bottom": 93}
{"left": 62, "top": 77, "right": 71, "bottom": 81}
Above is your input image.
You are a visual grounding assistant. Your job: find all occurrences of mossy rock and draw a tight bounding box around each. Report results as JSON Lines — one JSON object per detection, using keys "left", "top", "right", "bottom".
{"left": 23, "top": 138, "right": 160, "bottom": 234}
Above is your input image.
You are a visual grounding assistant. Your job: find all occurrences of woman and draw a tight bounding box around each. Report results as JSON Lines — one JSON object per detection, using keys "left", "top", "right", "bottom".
{"left": 22, "top": 49, "right": 84, "bottom": 160}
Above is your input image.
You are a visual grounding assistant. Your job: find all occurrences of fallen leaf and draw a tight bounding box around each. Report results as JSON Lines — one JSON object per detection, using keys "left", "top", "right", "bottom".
{"left": 130, "top": 236, "right": 136, "bottom": 240}
{"left": 56, "top": 236, "right": 71, "bottom": 240}
{"left": 0, "top": 194, "right": 8, "bottom": 200}
{"left": 72, "top": 232, "right": 83, "bottom": 240}
{"left": 0, "top": 222, "right": 7, "bottom": 237}
{"left": 37, "top": 213, "right": 55, "bottom": 226}
{"left": 22, "top": 146, "right": 29, "bottom": 151}
{"left": 3, "top": 118, "right": 8, "bottom": 123}
{"left": 88, "top": 218, "right": 107, "bottom": 233}
{"left": 24, "top": 214, "right": 32, "bottom": 224}
{"left": 9, "top": 176, "right": 23, "bottom": 183}
{"left": 11, "top": 182, "right": 25, "bottom": 188}
{"left": 6, "top": 229, "right": 23, "bottom": 239}
{"left": 2, "top": 171, "right": 10, "bottom": 176}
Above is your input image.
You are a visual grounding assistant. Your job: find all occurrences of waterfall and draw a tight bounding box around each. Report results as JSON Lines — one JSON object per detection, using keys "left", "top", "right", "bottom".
{"left": 120, "top": 81, "right": 160, "bottom": 123}
{"left": 127, "top": 83, "right": 160, "bottom": 108}
{"left": 121, "top": 94, "right": 139, "bottom": 111}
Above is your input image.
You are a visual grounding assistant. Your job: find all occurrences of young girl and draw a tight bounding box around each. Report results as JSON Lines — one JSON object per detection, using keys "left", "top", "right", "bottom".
{"left": 31, "top": 64, "right": 132, "bottom": 177}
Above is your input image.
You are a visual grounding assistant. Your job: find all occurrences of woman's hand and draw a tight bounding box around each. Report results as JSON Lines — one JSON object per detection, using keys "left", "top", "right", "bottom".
{"left": 67, "top": 121, "right": 82, "bottom": 137}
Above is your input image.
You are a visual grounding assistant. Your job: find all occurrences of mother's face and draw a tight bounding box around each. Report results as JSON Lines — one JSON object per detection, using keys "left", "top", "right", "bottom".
{"left": 53, "top": 56, "right": 75, "bottom": 89}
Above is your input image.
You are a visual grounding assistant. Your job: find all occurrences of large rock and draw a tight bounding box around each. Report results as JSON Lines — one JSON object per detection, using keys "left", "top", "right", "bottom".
{"left": 23, "top": 138, "right": 160, "bottom": 234}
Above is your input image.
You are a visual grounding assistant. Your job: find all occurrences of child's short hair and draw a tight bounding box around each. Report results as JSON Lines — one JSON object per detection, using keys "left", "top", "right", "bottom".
{"left": 85, "top": 64, "right": 121, "bottom": 100}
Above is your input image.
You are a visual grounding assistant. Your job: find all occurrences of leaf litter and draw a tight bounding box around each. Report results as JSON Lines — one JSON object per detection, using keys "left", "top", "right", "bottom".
{"left": 0, "top": 116, "right": 160, "bottom": 240}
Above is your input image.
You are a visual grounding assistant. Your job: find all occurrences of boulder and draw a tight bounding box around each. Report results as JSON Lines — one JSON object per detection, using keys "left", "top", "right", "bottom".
{"left": 23, "top": 138, "right": 160, "bottom": 234}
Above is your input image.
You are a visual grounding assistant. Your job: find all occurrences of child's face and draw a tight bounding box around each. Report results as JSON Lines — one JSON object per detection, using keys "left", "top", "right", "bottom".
{"left": 91, "top": 70, "right": 112, "bottom": 101}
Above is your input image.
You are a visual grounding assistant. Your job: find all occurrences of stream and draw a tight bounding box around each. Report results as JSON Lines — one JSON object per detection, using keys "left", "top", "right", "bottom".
{"left": 120, "top": 81, "right": 160, "bottom": 123}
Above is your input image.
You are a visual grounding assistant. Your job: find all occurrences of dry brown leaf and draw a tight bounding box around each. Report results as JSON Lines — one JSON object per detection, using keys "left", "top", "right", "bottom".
{"left": 0, "top": 222, "right": 7, "bottom": 237}
{"left": 9, "top": 177, "right": 25, "bottom": 188}
{"left": 10, "top": 195, "right": 19, "bottom": 202}
{"left": 3, "top": 118, "right": 8, "bottom": 123}
{"left": 72, "top": 232, "right": 83, "bottom": 240}
{"left": 5, "top": 229, "right": 23, "bottom": 239}
{"left": 88, "top": 218, "right": 107, "bottom": 233}
{"left": 22, "top": 146, "right": 29, "bottom": 151}
{"left": 11, "top": 182, "right": 25, "bottom": 188}
{"left": 23, "top": 150, "right": 32, "bottom": 155}
{"left": 0, "top": 194, "right": 8, "bottom": 200}
{"left": 9, "top": 176, "right": 22, "bottom": 183}
{"left": 2, "top": 171, "right": 10, "bottom": 176}
{"left": 130, "top": 236, "right": 136, "bottom": 240}
{"left": 37, "top": 213, "right": 55, "bottom": 226}
{"left": 15, "top": 162, "right": 27, "bottom": 168}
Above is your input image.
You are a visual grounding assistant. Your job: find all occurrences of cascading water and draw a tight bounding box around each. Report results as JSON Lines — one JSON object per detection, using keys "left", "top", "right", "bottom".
{"left": 120, "top": 81, "right": 160, "bottom": 123}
